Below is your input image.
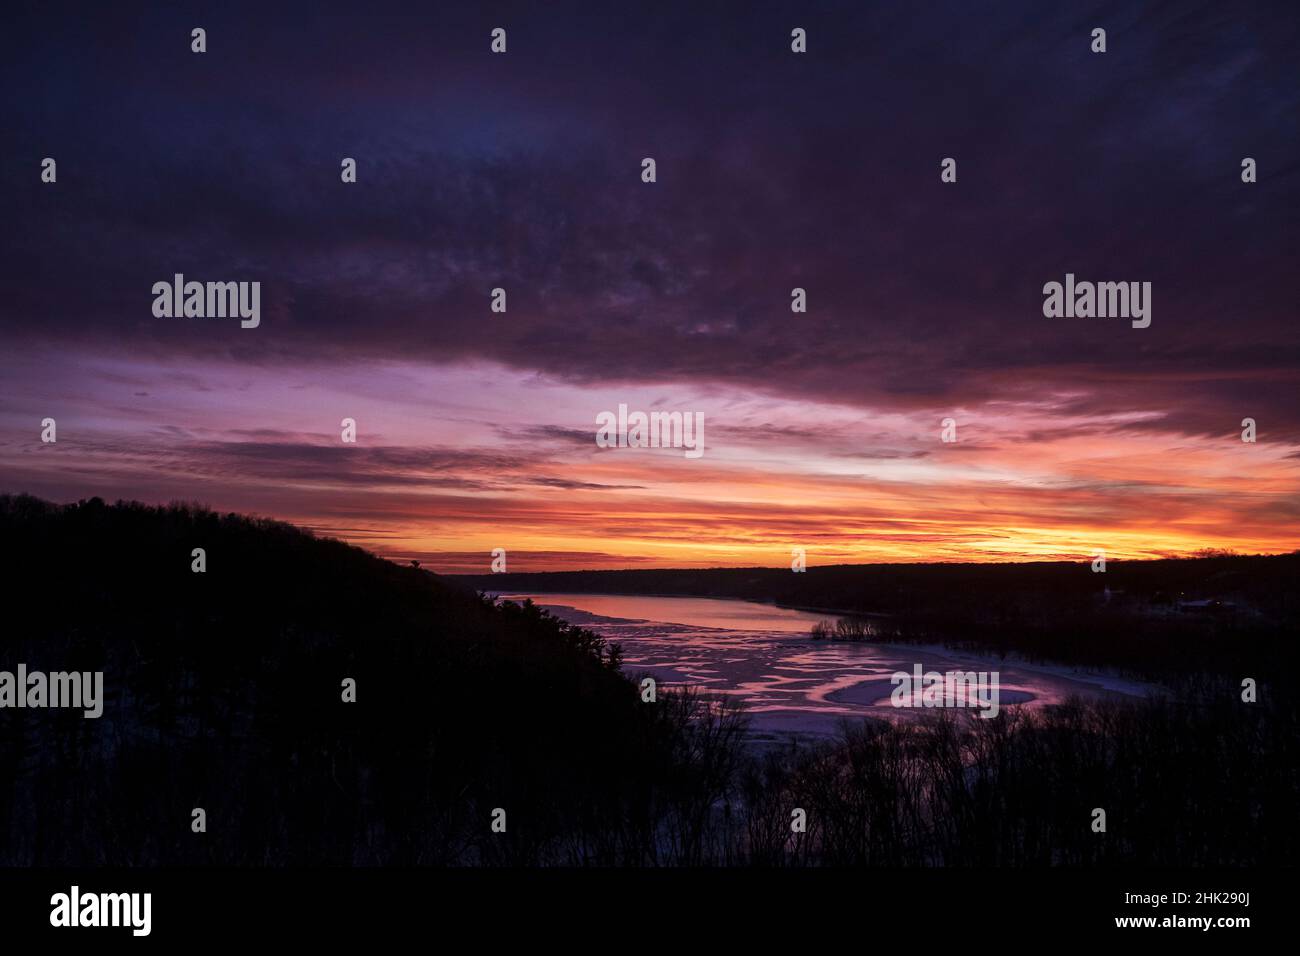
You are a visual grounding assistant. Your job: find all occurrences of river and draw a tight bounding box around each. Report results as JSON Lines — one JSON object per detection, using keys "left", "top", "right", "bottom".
{"left": 494, "top": 592, "right": 1151, "bottom": 744}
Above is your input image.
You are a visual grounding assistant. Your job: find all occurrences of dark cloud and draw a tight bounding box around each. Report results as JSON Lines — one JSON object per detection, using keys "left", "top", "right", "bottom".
{"left": 1, "top": 1, "right": 1297, "bottom": 436}
{"left": 524, "top": 476, "right": 646, "bottom": 491}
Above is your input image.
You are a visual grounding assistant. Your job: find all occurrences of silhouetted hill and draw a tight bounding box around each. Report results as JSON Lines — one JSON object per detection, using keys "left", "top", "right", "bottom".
{"left": 0, "top": 495, "right": 704, "bottom": 865}
{"left": 4, "top": 497, "right": 1295, "bottom": 867}
{"left": 455, "top": 555, "right": 1300, "bottom": 678}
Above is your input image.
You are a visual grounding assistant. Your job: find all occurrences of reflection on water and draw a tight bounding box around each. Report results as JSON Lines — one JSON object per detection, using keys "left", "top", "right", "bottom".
{"left": 501, "top": 592, "right": 831, "bottom": 633}
{"left": 496, "top": 592, "right": 1149, "bottom": 743}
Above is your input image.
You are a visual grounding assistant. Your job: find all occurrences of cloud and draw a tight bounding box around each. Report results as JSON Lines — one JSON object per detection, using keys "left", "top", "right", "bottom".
{"left": 1, "top": 0, "right": 1297, "bottom": 567}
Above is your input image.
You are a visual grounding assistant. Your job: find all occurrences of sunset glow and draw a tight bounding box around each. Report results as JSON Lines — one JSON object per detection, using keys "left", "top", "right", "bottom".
{"left": 2, "top": 3, "right": 1296, "bottom": 571}
{"left": 4, "top": 352, "right": 1296, "bottom": 571}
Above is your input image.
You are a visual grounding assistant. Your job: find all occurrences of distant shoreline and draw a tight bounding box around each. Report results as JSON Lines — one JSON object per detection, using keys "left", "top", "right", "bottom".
{"left": 483, "top": 588, "right": 894, "bottom": 621}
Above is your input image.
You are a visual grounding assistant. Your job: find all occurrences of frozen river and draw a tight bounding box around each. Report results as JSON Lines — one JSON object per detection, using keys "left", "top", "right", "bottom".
{"left": 495, "top": 592, "right": 1151, "bottom": 744}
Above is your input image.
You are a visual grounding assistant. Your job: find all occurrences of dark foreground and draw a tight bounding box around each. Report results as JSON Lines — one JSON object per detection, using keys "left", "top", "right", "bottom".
{"left": 1, "top": 496, "right": 1295, "bottom": 868}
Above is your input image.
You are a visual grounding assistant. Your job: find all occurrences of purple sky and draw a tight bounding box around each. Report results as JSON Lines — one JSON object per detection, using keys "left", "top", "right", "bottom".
{"left": 2, "top": 1, "right": 1298, "bottom": 569}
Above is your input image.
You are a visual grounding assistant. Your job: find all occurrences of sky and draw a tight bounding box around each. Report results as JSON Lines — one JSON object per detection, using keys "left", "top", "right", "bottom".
{"left": 1, "top": 0, "right": 1298, "bottom": 572}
